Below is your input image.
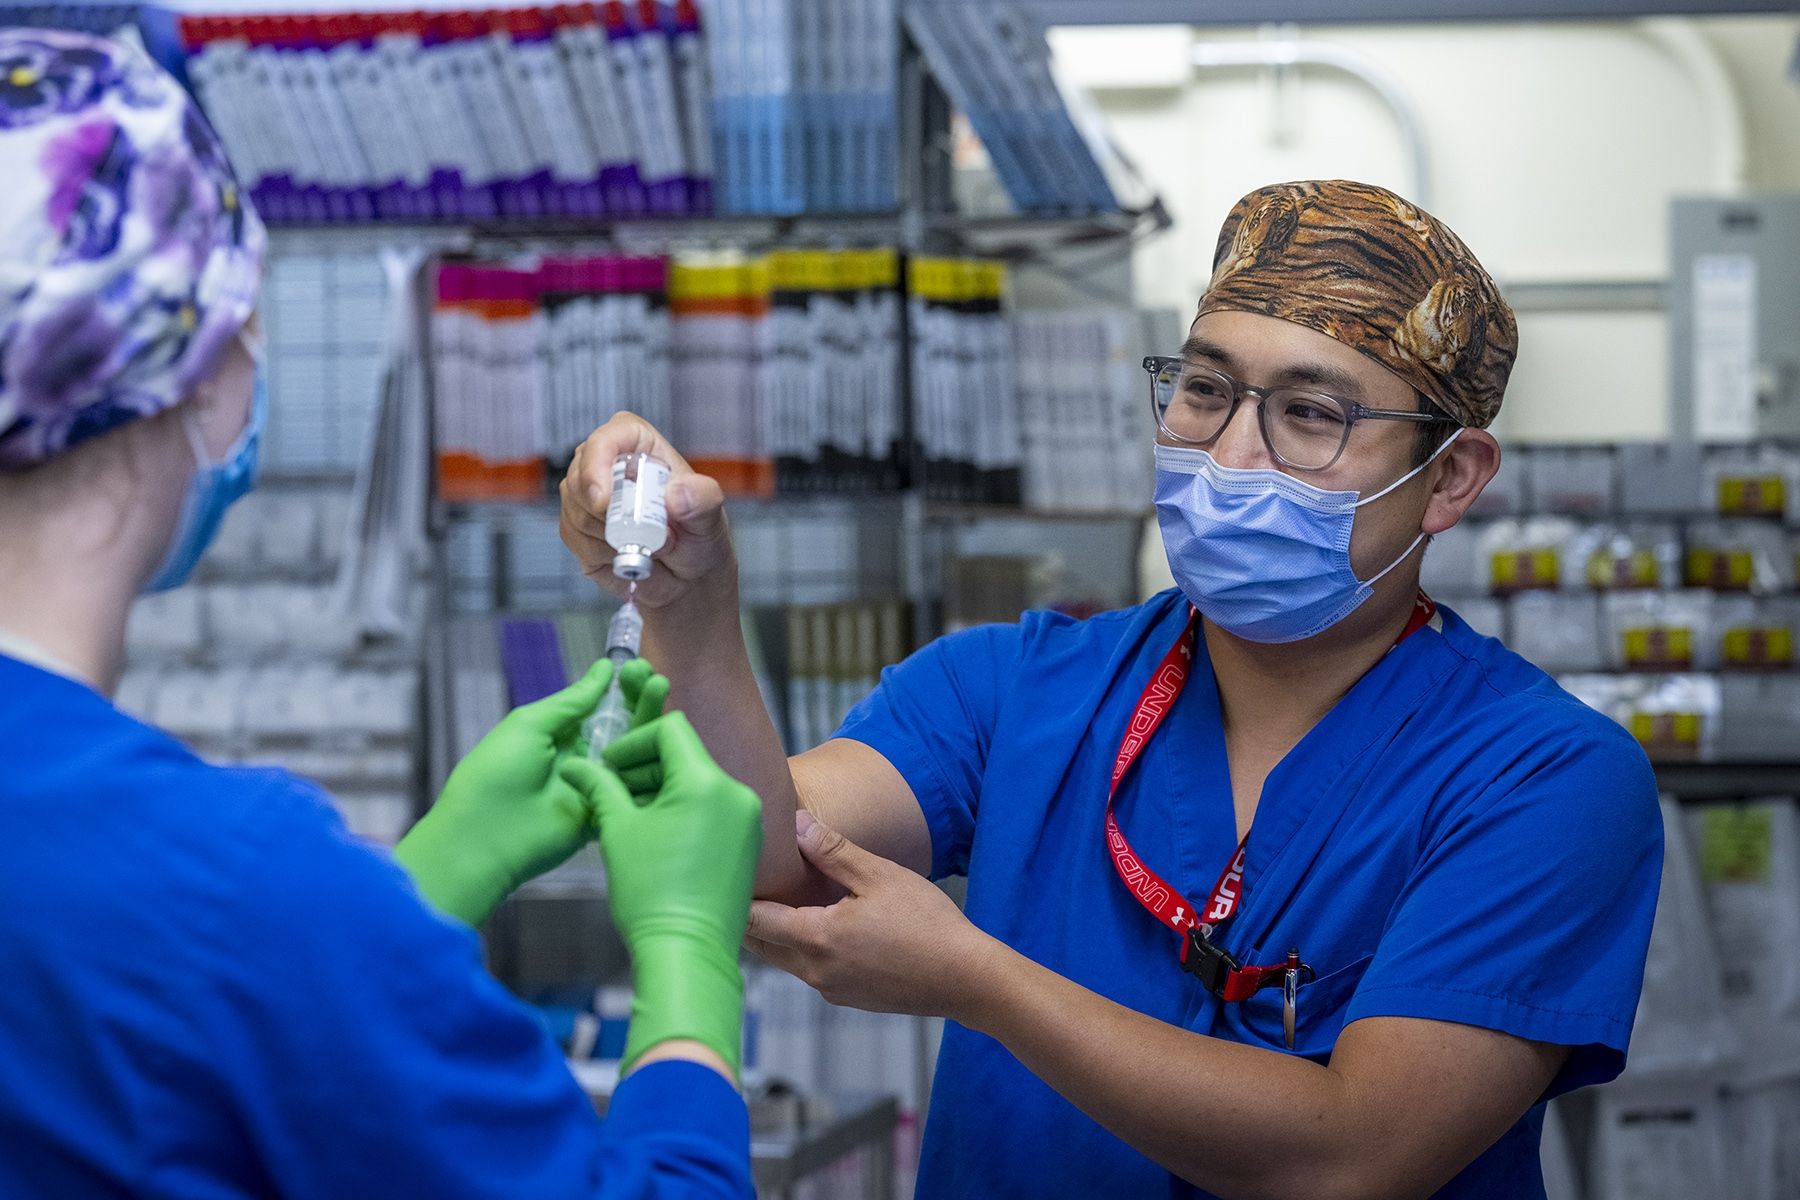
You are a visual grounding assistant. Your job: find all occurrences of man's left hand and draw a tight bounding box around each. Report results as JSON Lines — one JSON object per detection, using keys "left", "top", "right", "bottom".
{"left": 745, "top": 811, "right": 1000, "bottom": 1020}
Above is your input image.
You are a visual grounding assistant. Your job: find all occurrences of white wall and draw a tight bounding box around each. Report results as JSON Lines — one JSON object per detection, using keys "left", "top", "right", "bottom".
{"left": 1051, "top": 16, "right": 1800, "bottom": 443}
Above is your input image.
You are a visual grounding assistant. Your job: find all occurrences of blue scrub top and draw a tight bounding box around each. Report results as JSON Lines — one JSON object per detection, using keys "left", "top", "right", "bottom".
{"left": 0, "top": 653, "right": 751, "bottom": 1200}
{"left": 838, "top": 590, "right": 1662, "bottom": 1200}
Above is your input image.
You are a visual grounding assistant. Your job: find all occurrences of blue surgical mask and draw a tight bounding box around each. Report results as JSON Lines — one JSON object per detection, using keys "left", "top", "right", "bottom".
{"left": 1154, "top": 431, "right": 1460, "bottom": 644}
{"left": 141, "top": 356, "right": 266, "bottom": 595}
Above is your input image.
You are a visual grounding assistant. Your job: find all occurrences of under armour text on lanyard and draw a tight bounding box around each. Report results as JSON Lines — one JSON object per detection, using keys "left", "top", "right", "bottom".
{"left": 1105, "top": 594, "right": 1438, "bottom": 1002}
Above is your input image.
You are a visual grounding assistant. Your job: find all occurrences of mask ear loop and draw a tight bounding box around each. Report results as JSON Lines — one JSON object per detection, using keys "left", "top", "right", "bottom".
{"left": 1363, "top": 528, "right": 1431, "bottom": 588}
{"left": 178, "top": 397, "right": 216, "bottom": 470}
{"left": 1353, "top": 427, "right": 1463, "bottom": 509}
{"left": 1353, "top": 428, "right": 1464, "bottom": 586}
{"left": 178, "top": 325, "right": 264, "bottom": 470}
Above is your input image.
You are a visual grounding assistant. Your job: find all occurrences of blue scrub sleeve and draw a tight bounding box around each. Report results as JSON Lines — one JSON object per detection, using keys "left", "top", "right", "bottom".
{"left": 195, "top": 778, "right": 750, "bottom": 1200}
{"left": 599, "top": 1061, "right": 754, "bottom": 1199}
{"left": 833, "top": 623, "right": 1023, "bottom": 879}
{"left": 1344, "top": 713, "right": 1664, "bottom": 1096}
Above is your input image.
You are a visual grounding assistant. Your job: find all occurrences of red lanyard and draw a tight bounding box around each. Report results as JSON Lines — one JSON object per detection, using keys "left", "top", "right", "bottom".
{"left": 1107, "top": 594, "right": 1437, "bottom": 1001}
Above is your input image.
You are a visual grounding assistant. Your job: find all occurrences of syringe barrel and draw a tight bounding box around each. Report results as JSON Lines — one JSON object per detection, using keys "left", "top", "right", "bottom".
{"left": 606, "top": 601, "right": 644, "bottom": 658}
{"left": 584, "top": 682, "right": 632, "bottom": 759}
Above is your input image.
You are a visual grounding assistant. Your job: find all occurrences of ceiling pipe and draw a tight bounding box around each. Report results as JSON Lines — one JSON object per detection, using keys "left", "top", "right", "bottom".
{"left": 1191, "top": 33, "right": 1434, "bottom": 208}
{"left": 1635, "top": 18, "right": 1749, "bottom": 194}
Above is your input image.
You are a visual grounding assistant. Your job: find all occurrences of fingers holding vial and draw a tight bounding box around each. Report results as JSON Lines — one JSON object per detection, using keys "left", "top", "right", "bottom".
{"left": 561, "top": 417, "right": 732, "bottom": 607}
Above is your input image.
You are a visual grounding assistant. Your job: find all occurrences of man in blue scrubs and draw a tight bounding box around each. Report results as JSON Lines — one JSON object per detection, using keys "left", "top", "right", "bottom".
{"left": 562, "top": 181, "right": 1662, "bottom": 1197}
{"left": 0, "top": 29, "right": 758, "bottom": 1197}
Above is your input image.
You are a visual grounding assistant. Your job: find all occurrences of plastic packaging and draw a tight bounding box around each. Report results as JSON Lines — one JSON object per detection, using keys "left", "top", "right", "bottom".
{"left": 1570, "top": 521, "right": 1682, "bottom": 591}
{"left": 1562, "top": 673, "right": 1721, "bottom": 762}
{"left": 1602, "top": 590, "right": 1714, "bottom": 672}
{"left": 1718, "top": 675, "right": 1800, "bottom": 761}
{"left": 1525, "top": 446, "right": 1617, "bottom": 516}
{"left": 606, "top": 452, "right": 671, "bottom": 580}
{"left": 1725, "top": 1077, "right": 1800, "bottom": 1200}
{"left": 1625, "top": 673, "right": 1720, "bottom": 762}
{"left": 1713, "top": 596, "right": 1800, "bottom": 672}
{"left": 1685, "top": 519, "right": 1796, "bottom": 594}
{"left": 1556, "top": 672, "right": 1632, "bottom": 726}
{"left": 1479, "top": 517, "right": 1577, "bottom": 594}
{"left": 1687, "top": 799, "right": 1800, "bottom": 1037}
{"left": 1418, "top": 520, "right": 1485, "bottom": 596}
{"left": 1703, "top": 445, "right": 1800, "bottom": 522}
{"left": 1507, "top": 593, "right": 1604, "bottom": 672}
{"left": 1589, "top": 1082, "right": 1734, "bottom": 1200}
{"left": 1618, "top": 442, "right": 1705, "bottom": 516}
{"left": 1623, "top": 800, "right": 1742, "bottom": 1079}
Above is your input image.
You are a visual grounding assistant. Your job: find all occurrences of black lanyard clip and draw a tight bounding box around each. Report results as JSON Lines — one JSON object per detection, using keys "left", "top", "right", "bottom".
{"left": 1179, "top": 925, "right": 1241, "bottom": 997}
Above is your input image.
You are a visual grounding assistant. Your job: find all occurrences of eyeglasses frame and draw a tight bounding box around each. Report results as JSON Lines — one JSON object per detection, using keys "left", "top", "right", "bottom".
{"left": 1142, "top": 354, "right": 1459, "bottom": 473}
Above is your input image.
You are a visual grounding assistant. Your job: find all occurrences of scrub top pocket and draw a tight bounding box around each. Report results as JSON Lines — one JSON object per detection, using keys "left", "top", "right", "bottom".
{"left": 1234, "top": 953, "right": 1374, "bottom": 1059}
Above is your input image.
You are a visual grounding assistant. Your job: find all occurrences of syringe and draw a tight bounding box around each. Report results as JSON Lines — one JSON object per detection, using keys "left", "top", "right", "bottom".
{"left": 584, "top": 452, "right": 668, "bottom": 758}
{"left": 583, "top": 592, "right": 645, "bottom": 758}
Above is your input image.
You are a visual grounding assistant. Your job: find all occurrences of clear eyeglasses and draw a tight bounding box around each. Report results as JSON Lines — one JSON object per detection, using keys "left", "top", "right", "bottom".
{"left": 1143, "top": 355, "right": 1456, "bottom": 472}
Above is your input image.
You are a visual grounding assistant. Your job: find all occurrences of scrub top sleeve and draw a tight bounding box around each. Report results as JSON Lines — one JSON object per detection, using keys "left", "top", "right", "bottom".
{"left": 1344, "top": 718, "right": 1663, "bottom": 1097}
{"left": 833, "top": 622, "right": 1023, "bottom": 880}
{"left": 203, "top": 777, "right": 708, "bottom": 1200}
{"left": 597, "top": 1061, "right": 754, "bottom": 1199}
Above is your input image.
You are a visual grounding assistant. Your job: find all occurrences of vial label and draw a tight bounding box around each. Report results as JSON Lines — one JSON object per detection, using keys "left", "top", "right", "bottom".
{"left": 607, "top": 454, "right": 671, "bottom": 553}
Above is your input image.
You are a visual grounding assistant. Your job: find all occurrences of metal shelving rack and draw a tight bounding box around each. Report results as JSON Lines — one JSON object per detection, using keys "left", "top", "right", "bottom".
{"left": 388, "top": 12, "right": 1170, "bottom": 1150}
{"left": 413, "top": 11, "right": 1169, "bottom": 777}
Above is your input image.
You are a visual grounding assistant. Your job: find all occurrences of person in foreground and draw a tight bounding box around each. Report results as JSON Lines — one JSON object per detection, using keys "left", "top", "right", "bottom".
{"left": 0, "top": 28, "right": 758, "bottom": 1198}
{"left": 562, "top": 179, "right": 1664, "bottom": 1198}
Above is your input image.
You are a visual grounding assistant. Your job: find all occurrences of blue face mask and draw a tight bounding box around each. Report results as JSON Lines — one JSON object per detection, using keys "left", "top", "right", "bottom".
{"left": 141, "top": 358, "right": 266, "bottom": 595}
{"left": 1153, "top": 431, "right": 1460, "bottom": 644}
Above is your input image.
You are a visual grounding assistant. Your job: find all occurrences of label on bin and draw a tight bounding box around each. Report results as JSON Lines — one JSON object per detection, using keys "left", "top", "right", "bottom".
{"left": 1685, "top": 548, "right": 1754, "bottom": 590}
{"left": 1490, "top": 550, "right": 1559, "bottom": 593}
{"left": 1586, "top": 550, "right": 1659, "bottom": 590}
{"left": 1700, "top": 807, "right": 1773, "bottom": 884}
{"left": 1621, "top": 626, "right": 1694, "bottom": 670}
{"left": 1627, "top": 711, "right": 1702, "bottom": 758}
{"left": 1722, "top": 626, "right": 1795, "bottom": 670}
{"left": 1718, "top": 476, "right": 1786, "bottom": 518}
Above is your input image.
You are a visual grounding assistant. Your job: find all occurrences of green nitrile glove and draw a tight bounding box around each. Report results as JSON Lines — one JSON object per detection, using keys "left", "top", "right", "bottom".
{"left": 578, "top": 658, "right": 672, "bottom": 758}
{"left": 559, "top": 712, "right": 763, "bottom": 1079}
{"left": 616, "top": 658, "right": 673, "bottom": 730}
{"left": 395, "top": 658, "right": 667, "bottom": 927}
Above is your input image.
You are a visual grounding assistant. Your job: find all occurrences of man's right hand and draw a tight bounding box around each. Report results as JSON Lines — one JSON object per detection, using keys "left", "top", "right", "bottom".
{"left": 559, "top": 413, "right": 736, "bottom": 613}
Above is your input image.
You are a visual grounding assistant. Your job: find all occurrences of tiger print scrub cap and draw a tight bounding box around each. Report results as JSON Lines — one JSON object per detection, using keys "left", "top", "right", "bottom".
{"left": 0, "top": 28, "right": 263, "bottom": 470}
{"left": 1197, "top": 180, "right": 1516, "bottom": 430}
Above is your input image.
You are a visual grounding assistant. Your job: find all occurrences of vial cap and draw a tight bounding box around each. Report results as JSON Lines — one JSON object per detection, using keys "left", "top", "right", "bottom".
{"left": 612, "top": 550, "right": 652, "bottom": 581}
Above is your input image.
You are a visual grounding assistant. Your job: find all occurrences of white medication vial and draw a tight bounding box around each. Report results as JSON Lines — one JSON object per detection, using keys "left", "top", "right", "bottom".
{"left": 607, "top": 453, "right": 671, "bottom": 581}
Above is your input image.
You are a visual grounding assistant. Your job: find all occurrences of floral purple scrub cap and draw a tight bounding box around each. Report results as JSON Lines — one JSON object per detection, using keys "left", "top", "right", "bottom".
{"left": 0, "top": 27, "right": 264, "bottom": 470}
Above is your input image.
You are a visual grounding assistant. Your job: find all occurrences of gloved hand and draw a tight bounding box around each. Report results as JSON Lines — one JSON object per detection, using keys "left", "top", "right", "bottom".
{"left": 395, "top": 659, "right": 669, "bottom": 928}
{"left": 560, "top": 712, "right": 763, "bottom": 1079}
{"left": 579, "top": 658, "right": 672, "bottom": 758}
